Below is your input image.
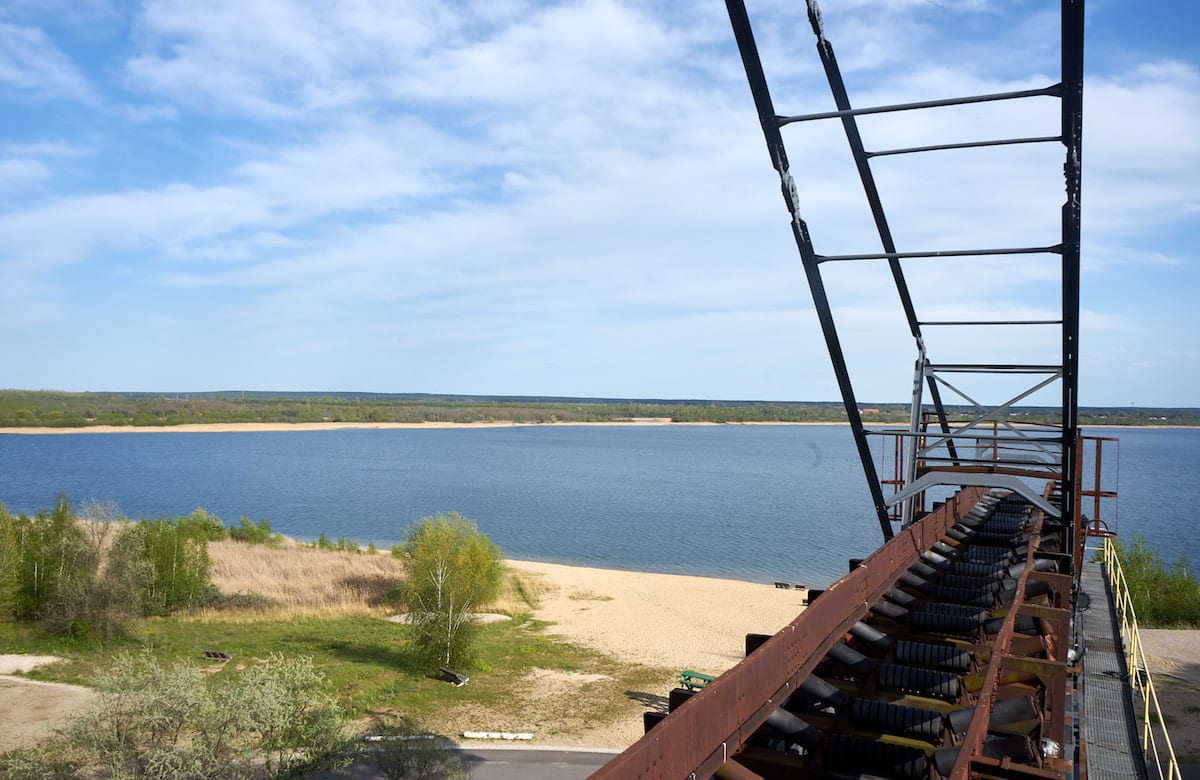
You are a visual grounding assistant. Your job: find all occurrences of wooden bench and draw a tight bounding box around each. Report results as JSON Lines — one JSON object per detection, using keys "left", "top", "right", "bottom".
{"left": 679, "top": 670, "right": 716, "bottom": 691}
{"left": 202, "top": 650, "right": 232, "bottom": 662}
{"left": 773, "top": 581, "right": 792, "bottom": 589}
{"left": 439, "top": 666, "right": 469, "bottom": 687}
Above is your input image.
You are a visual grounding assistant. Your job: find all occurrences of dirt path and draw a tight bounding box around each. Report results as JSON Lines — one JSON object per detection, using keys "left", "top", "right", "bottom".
{"left": 0, "top": 656, "right": 93, "bottom": 754}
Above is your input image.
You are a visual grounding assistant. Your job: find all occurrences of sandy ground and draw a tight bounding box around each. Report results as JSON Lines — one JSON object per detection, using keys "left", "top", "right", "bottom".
{"left": 508, "top": 560, "right": 807, "bottom": 673}
{"left": 1140, "top": 629, "right": 1200, "bottom": 762}
{"left": 1142, "top": 629, "right": 1200, "bottom": 685}
{"left": 0, "top": 657, "right": 94, "bottom": 754}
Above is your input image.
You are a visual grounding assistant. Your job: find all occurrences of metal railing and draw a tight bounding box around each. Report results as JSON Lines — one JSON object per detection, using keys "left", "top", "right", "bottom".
{"left": 1098, "top": 536, "right": 1184, "bottom": 780}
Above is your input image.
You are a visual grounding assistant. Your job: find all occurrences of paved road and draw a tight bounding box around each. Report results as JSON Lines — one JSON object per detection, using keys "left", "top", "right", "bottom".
{"left": 327, "top": 746, "right": 617, "bottom": 779}
{"left": 459, "top": 747, "right": 615, "bottom": 779}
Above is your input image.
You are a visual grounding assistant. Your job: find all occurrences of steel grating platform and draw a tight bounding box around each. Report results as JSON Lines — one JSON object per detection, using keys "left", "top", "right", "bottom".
{"left": 1079, "top": 560, "right": 1147, "bottom": 780}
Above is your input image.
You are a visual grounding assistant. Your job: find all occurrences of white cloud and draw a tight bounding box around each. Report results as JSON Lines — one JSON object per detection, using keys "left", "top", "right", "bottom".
{"left": 0, "top": 21, "right": 95, "bottom": 102}
{"left": 0, "top": 157, "right": 50, "bottom": 193}
{"left": 0, "top": 0, "right": 1195, "bottom": 402}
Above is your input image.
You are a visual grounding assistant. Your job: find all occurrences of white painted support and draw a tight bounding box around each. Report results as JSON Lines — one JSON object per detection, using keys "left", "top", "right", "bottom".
{"left": 884, "top": 471, "right": 1060, "bottom": 518}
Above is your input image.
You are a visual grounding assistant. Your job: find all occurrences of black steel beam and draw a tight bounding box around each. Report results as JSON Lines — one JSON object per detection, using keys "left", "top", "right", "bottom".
{"left": 920, "top": 320, "right": 1063, "bottom": 326}
{"left": 816, "top": 244, "right": 1062, "bottom": 262}
{"left": 1060, "top": 0, "right": 1085, "bottom": 565}
{"left": 804, "top": 2, "right": 963, "bottom": 476}
{"left": 867, "top": 135, "right": 1062, "bottom": 158}
{"left": 776, "top": 84, "right": 1062, "bottom": 126}
{"left": 726, "top": 0, "right": 893, "bottom": 541}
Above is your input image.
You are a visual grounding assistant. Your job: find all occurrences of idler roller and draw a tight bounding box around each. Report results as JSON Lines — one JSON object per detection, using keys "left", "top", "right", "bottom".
{"left": 922, "top": 550, "right": 954, "bottom": 570}
{"left": 931, "top": 541, "right": 960, "bottom": 559}
{"left": 971, "top": 530, "right": 1022, "bottom": 546}
{"left": 941, "top": 572, "right": 1002, "bottom": 590}
{"left": 909, "top": 610, "right": 979, "bottom": 638}
{"left": 934, "top": 584, "right": 995, "bottom": 608}
{"left": 908, "top": 561, "right": 941, "bottom": 580}
{"left": 764, "top": 707, "right": 821, "bottom": 749}
{"left": 963, "top": 546, "right": 1014, "bottom": 565}
{"left": 877, "top": 663, "right": 960, "bottom": 700}
{"left": 824, "top": 733, "right": 928, "bottom": 780}
{"left": 849, "top": 622, "right": 891, "bottom": 655}
{"left": 933, "top": 734, "right": 1037, "bottom": 775}
{"left": 884, "top": 588, "right": 920, "bottom": 610}
{"left": 798, "top": 674, "right": 847, "bottom": 710}
{"left": 947, "top": 695, "right": 1039, "bottom": 735}
{"left": 952, "top": 560, "right": 1008, "bottom": 578}
{"left": 918, "top": 602, "right": 987, "bottom": 624}
{"left": 898, "top": 571, "right": 935, "bottom": 594}
{"left": 895, "top": 640, "right": 971, "bottom": 672}
{"left": 849, "top": 698, "right": 942, "bottom": 741}
{"left": 998, "top": 579, "right": 1054, "bottom": 606}
{"left": 826, "top": 642, "right": 875, "bottom": 678}
{"left": 983, "top": 614, "right": 1039, "bottom": 635}
{"left": 870, "top": 600, "right": 908, "bottom": 622}
{"left": 946, "top": 526, "right": 974, "bottom": 543}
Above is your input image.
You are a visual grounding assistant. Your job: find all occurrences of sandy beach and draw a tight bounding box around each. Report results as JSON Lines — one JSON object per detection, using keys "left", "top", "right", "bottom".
{"left": 507, "top": 559, "right": 807, "bottom": 673}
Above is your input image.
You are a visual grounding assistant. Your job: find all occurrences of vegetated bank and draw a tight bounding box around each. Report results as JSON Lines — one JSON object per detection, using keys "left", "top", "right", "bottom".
{"left": 2, "top": 389, "right": 1197, "bottom": 428}
{"left": 0, "top": 497, "right": 670, "bottom": 770}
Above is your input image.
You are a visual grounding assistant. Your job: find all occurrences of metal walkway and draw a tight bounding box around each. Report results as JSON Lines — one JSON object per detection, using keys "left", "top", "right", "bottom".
{"left": 1079, "top": 560, "right": 1147, "bottom": 779}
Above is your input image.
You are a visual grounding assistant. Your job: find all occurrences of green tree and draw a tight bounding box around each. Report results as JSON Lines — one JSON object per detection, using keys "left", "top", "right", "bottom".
{"left": 139, "top": 517, "right": 212, "bottom": 614}
{"left": 43, "top": 499, "right": 153, "bottom": 640}
{"left": 0, "top": 503, "right": 19, "bottom": 619}
{"left": 393, "top": 512, "right": 504, "bottom": 668}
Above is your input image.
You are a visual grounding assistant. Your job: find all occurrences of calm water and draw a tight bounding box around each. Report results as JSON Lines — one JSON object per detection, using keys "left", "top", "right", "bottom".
{"left": 0, "top": 425, "right": 1194, "bottom": 587}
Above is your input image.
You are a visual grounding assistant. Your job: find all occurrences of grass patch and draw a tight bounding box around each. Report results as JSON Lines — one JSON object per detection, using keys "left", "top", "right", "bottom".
{"left": 568, "top": 589, "right": 614, "bottom": 602}
{"left": 0, "top": 609, "right": 669, "bottom": 742}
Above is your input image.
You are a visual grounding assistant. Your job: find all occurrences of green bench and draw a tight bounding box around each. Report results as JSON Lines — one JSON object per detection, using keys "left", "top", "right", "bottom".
{"left": 679, "top": 670, "right": 716, "bottom": 691}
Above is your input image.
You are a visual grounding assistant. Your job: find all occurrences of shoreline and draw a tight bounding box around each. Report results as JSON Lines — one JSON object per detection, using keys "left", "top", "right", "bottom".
{"left": 0, "top": 420, "right": 853, "bottom": 435}
{"left": 2, "top": 420, "right": 1192, "bottom": 435}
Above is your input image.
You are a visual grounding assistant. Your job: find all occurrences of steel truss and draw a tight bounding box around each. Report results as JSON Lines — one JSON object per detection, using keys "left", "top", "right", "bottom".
{"left": 591, "top": 3, "right": 1089, "bottom": 779}
{"left": 724, "top": 0, "right": 1085, "bottom": 549}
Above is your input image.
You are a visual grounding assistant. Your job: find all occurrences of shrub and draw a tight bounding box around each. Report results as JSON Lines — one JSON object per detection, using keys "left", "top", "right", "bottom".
{"left": 1112, "top": 534, "right": 1200, "bottom": 627}
{"left": 3, "top": 652, "right": 354, "bottom": 779}
{"left": 228, "top": 517, "right": 276, "bottom": 545}
{"left": 180, "top": 508, "right": 228, "bottom": 541}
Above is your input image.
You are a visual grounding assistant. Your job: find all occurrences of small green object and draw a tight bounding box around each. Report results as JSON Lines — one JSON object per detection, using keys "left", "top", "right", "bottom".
{"left": 679, "top": 670, "right": 716, "bottom": 691}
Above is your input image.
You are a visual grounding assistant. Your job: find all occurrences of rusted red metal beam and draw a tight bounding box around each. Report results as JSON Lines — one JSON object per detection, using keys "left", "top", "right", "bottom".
{"left": 590, "top": 488, "right": 987, "bottom": 780}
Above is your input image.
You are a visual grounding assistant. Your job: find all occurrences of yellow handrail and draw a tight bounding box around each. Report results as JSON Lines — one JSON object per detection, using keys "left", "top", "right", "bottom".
{"left": 1097, "top": 536, "right": 1183, "bottom": 780}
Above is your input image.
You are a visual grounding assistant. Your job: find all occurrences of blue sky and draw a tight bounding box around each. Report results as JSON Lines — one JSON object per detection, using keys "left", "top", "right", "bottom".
{"left": 0, "top": 0, "right": 1196, "bottom": 406}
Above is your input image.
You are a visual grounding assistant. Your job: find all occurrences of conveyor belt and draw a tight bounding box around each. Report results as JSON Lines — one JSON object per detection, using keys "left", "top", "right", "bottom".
{"left": 593, "top": 489, "right": 1077, "bottom": 780}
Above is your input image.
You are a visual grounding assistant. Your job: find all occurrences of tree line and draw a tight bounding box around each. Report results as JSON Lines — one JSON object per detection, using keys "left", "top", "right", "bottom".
{"left": 0, "top": 497, "right": 219, "bottom": 640}
{"left": 4, "top": 390, "right": 1198, "bottom": 428}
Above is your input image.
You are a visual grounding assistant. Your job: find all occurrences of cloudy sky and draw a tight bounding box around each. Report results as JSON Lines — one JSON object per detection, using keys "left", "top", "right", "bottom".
{"left": 1, "top": 0, "right": 1196, "bottom": 406}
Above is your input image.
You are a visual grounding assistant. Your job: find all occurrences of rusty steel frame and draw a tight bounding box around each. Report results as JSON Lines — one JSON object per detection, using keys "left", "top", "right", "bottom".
{"left": 590, "top": 488, "right": 987, "bottom": 779}
{"left": 594, "top": 3, "right": 1090, "bottom": 778}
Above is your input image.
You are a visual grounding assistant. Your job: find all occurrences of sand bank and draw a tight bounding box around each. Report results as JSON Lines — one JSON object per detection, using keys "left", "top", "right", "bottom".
{"left": 508, "top": 559, "right": 807, "bottom": 673}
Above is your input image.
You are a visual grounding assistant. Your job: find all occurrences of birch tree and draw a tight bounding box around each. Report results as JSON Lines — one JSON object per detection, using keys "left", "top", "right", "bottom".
{"left": 394, "top": 513, "right": 503, "bottom": 668}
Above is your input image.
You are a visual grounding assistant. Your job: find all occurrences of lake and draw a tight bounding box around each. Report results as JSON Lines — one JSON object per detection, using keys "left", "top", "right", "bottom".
{"left": 0, "top": 424, "right": 1194, "bottom": 587}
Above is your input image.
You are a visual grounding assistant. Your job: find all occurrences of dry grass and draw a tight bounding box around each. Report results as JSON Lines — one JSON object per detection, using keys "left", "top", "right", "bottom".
{"left": 207, "top": 540, "right": 405, "bottom": 616}
{"left": 206, "top": 540, "right": 545, "bottom": 619}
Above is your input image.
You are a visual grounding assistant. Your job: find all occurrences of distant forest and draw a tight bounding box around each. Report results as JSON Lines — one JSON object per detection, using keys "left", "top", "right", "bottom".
{"left": 0, "top": 390, "right": 1196, "bottom": 428}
